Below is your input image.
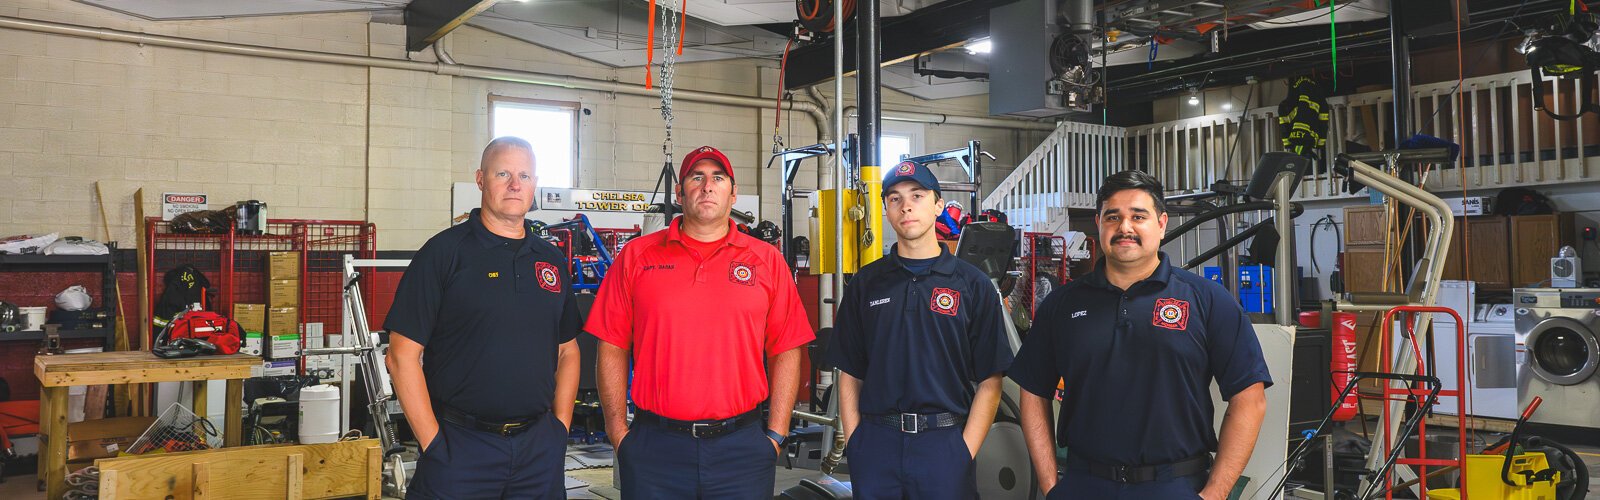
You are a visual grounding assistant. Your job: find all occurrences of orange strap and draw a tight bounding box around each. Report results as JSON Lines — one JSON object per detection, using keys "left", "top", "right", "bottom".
{"left": 677, "top": 0, "right": 688, "bottom": 55}
{"left": 646, "top": 0, "right": 656, "bottom": 88}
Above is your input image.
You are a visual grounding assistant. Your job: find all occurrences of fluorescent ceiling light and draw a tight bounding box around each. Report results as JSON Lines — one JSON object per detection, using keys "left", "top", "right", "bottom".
{"left": 965, "top": 39, "right": 992, "bottom": 54}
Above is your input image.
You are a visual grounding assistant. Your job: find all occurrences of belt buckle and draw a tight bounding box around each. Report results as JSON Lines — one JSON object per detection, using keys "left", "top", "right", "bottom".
{"left": 899, "top": 413, "right": 920, "bottom": 434}
{"left": 691, "top": 422, "right": 713, "bottom": 438}
{"left": 1111, "top": 465, "right": 1132, "bottom": 483}
{"left": 499, "top": 421, "right": 523, "bottom": 436}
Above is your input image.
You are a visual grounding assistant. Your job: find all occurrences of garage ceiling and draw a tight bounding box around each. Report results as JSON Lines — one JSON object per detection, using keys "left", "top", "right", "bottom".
{"left": 75, "top": 0, "right": 412, "bottom": 20}
{"left": 69, "top": 0, "right": 1419, "bottom": 103}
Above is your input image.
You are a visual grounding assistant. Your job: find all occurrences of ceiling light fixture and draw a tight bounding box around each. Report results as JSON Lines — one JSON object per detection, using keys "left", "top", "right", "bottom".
{"left": 965, "top": 39, "right": 992, "bottom": 54}
{"left": 1187, "top": 92, "right": 1200, "bottom": 106}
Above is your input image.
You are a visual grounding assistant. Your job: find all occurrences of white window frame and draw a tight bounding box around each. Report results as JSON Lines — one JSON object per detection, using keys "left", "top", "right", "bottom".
{"left": 488, "top": 95, "right": 581, "bottom": 188}
{"left": 849, "top": 121, "right": 926, "bottom": 167}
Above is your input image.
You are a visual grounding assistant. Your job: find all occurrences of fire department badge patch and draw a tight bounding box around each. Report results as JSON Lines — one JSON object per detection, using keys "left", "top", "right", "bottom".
{"left": 930, "top": 288, "right": 960, "bottom": 316}
{"left": 729, "top": 262, "right": 755, "bottom": 286}
{"left": 1152, "top": 297, "right": 1189, "bottom": 330}
{"left": 535, "top": 261, "right": 561, "bottom": 293}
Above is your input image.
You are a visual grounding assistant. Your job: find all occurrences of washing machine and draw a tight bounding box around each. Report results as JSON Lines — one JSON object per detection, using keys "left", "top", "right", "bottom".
{"left": 1513, "top": 288, "right": 1600, "bottom": 429}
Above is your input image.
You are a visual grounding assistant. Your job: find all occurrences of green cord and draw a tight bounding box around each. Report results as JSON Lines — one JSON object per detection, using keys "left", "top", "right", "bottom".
{"left": 1330, "top": 0, "right": 1337, "bottom": 91}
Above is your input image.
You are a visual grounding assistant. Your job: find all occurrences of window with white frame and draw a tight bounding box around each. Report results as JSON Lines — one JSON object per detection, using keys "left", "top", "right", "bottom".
{"left": 490, "top": 96, "right": 578, "bottom": 188}
{"left": 850, "top": 122, "right": 925, "bottom": 167}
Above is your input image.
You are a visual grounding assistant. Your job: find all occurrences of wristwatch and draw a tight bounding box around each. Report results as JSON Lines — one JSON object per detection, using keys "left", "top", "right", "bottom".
{"left": 764, "top": 428, "right": 787, "bottom": 446}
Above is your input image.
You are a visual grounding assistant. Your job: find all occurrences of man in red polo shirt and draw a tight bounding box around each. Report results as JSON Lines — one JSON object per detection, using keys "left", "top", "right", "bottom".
{"left": 587, "top": 145, "right": 814, "bottom": 499}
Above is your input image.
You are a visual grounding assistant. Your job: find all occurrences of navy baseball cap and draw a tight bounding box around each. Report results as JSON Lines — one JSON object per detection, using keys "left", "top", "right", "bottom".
{"left": 882, "top": 160, "right": 940, "bottom": 196}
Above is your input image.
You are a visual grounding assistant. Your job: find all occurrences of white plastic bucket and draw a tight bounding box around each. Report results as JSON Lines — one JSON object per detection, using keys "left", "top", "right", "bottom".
{"left": 298, "top": 384, "right": 341, "bottom": 444}
{"left": 20, "top": 306, "right": 46, "bottom": 331}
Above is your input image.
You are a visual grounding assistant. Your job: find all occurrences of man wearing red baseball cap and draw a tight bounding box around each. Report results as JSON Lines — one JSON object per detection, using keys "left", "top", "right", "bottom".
{"left": 588, "top": 145, "right": 814, "bottom": 498}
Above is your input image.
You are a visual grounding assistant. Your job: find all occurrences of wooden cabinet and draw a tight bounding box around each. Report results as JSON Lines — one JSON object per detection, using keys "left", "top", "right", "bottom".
{"left": 1345, "top": 205, "right": 1389, "bottom": 246}
{"left": 1344, "top": 245, "right": 1394, "bottom": 293}
{"left": 1510, "top": 213, "right": 1575, "bottom": 288}
{"left": 1441, "top": 216, "right": 1512, "bottom": 290}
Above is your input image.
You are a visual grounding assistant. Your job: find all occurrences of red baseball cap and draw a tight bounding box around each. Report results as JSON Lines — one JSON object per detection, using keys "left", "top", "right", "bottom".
{"left": 679, "top": 146, "right": 735, "bottom": 184}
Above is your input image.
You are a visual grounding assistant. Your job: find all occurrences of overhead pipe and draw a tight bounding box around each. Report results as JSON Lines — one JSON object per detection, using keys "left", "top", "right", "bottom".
{"left": 0, "top": 15, "right": 1057, "bottom": 137}
{"left": 0, "top": 16, "right": 835, "bottom": 123}
{"left": 844, "top": 106, "right": 1056, "bottom": 131}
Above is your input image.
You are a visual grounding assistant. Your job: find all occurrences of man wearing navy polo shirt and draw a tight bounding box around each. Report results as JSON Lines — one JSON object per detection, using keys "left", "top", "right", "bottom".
{"left": 827, "top": 161, "right": 1013, "bottom": 499}
{"left": 385, "top": 137, "right": 583, "bottom": 499}
{"left": 1010, "top": 170, "right": 1270, "bottom": 500}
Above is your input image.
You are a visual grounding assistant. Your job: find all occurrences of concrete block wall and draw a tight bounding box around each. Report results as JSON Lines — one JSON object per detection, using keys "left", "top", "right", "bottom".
{"left": 0, "top": 0, "right": 370, "bottom": 246}
{"left": 1, "top": 0, "right": 1051, "bottom": 250}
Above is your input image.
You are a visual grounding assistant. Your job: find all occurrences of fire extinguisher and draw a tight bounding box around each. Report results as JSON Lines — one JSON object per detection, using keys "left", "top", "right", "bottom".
{"left": 1330, "top": 312, "right": 1359, "bottom": 421}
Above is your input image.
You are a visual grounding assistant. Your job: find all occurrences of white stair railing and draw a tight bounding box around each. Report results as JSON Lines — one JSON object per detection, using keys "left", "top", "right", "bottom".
{"left": 983, "top": 121, "right": 1127, "bottom": 232}
{"left": 986, "top": 68, "right": 1600, "bottom": 236}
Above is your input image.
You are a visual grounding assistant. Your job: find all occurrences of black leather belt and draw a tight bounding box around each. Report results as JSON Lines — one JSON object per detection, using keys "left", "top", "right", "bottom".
{"left": 1066, "top": 453, "right": 1211, "bottom": 484}
{"left": 634, "top": 409, "right": 761, "bottom": 439}
{"left": 436, "top": 405, "right": 545, "bottom": 437}
{"left": 869, "top": 412, "right": 965, "bottom": 434}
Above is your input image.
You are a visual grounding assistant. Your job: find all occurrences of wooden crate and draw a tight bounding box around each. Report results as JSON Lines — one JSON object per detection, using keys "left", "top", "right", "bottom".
{"left": 96, "top": 439, "right": 381, "bottom": 499}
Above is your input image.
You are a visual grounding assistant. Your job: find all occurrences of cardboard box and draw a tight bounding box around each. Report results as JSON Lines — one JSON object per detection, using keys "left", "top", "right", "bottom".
{"left": 66, "top": 416, "right": 157, "bottom": 462}
{"left": 262, "top": 359, "right": 297, "bottom": 377}
{"left": 241, "top": 331, "right": 264, "bottom": 356}
{"left": 232, "top": 303, "right": 266, "bottom": 332}
{"left": 267, "top": 307, "right": 298, "bottom": 336}
{"left": 268, "top": 333, "right": 301, "bottom": 360}
{"left": 268, "top": 279, "right": 300, "bottom": 308}
{"left": 304, "top": 322, "right": 324, "bottom": 349}
{"left": 269, "top": 251, "right": 301, "bottom": 280}
{"left": 306, "top": 355, "right": 341, "bottom": 382}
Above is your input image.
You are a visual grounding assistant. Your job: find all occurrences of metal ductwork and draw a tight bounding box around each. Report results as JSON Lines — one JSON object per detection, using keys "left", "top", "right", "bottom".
{"left": 1060, "top": 0, "right": 1094, "bottom": 34}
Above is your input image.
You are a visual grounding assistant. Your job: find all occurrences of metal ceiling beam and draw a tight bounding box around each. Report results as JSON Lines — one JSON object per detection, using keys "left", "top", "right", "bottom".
{"left": 405, "top": 0, "right": 501, "bottom": 52}
{"left": 782, "top": 0, "right": 1013, "bottom": 90}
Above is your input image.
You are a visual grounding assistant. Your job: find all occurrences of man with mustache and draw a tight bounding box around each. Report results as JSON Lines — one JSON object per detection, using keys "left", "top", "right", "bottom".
{"left": 1009, "top": 170, "right": 1271, "bottom": 500}
{"left": 385, "top": 137, "right": 582, "bottom": 498}
{"left": 586, "top": 146, "right": 814, "bottom": 499}
{"left": 827, "top": 161, "right": 1013, "bottom": 499}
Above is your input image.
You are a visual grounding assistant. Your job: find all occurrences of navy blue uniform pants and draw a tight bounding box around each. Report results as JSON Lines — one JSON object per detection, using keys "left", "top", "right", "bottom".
{"left": 406, "top": 413, "right": 569, "bottom": 499}
{"left": 1044, "top": 467, "right": 1207, "bottom": 499}
{"left": 617, "top": 419, "right": 778, "bottom": 499}
{"left": 844, "top": 420, "right": 976, "bottom": 500}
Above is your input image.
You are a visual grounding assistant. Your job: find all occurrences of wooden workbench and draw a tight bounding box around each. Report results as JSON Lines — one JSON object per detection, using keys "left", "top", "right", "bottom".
{"left": 34, "top": 352, "right": 259, "bottom": 499}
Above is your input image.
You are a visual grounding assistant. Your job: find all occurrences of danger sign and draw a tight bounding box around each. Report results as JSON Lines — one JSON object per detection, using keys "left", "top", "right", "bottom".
{"left": 162, "top": 192, "right": 208, "bottom": 220}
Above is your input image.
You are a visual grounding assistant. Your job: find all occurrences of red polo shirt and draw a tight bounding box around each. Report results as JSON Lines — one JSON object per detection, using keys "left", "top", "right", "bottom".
{"left": 585, "top": 217, "right": 815, "bottom": 420}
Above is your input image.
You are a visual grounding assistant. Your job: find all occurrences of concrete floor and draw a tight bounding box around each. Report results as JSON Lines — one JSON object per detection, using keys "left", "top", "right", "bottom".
{"left": 1, "top": 437, "right": 1594, "bottom": 499}
{"left": 0, "top": 445, "right": 846, "bottom": 499}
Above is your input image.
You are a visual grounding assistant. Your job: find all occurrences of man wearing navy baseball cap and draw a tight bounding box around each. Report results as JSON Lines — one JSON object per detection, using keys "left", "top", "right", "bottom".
{"left": 827, "top": 160, "right": 1014, "bottom": 499}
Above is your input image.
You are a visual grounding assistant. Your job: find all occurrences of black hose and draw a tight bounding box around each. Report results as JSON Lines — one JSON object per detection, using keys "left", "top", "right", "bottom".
{"left": 1526, "top": 436, "right": 1590, "bottom": 500}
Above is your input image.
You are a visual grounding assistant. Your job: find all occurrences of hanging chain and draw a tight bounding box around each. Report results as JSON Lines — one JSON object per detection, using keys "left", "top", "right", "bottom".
{"left": 658, "top": 4, "right": 682, "bottom": 164}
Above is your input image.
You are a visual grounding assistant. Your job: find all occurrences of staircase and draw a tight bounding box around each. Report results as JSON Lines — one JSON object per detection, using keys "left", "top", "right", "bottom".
{"left": 983, "top": 121, "right": 1127, "bottom": 234}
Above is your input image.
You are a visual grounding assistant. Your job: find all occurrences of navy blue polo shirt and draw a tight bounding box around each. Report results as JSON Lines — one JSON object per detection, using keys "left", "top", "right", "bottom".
{"left": 827, "top": 245, "right": 1014, "bottom": 415}
{"left": 384, "top": 209, "right": 582, "bottom": 421}
{"left": 1008, "top": 253, "right": 1271, "bottom": 466}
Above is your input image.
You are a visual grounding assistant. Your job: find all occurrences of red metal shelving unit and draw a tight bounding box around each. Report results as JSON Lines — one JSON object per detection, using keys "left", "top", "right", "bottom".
{"left": 145, "top": 218, "right": 376, "bottom": 374}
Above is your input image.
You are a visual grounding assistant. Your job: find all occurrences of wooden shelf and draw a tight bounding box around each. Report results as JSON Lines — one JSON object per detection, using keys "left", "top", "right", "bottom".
{"left": 0, "top": 327, "right": 113, "bottom": 342}
{"left": 0, "top": 253, "right": 113, "bottom": 265}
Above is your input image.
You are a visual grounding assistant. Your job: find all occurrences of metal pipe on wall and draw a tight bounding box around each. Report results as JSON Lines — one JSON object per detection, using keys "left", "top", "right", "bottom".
{"left": 830, "top": 0, "right": 847, "bottom": 334}
{"left": 844, "top": 106, "right": 1056, "bottom": 131}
